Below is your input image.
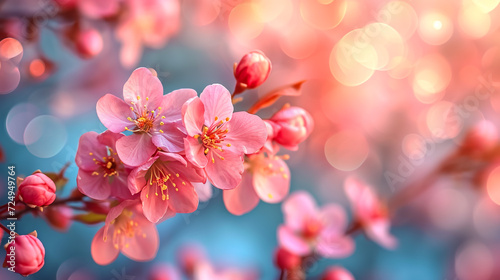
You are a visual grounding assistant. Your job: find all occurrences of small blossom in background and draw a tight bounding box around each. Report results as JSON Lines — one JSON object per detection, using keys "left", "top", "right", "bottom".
{"left": 149, "top": 263, "right": 182, "bottom": 280}
{"left": 278, "top": 191, "right": 355, "bottom": 258}
{"left": 91, "top": 200, "right": 160, "bottom": 265}
{"left": 76, "top": 130, "right": 133, "bottom": 200}
{"left": 75, "top": 28, "right": 104, "bottom": 59}
{"left": 42, "top": 205, "right": 73, "bottom": 232}
{"left": 96, "top": 67, "right": 196, "bottom": 166}
{"left": 344, "top": 177, "right": 397, "bottom": 249}
{"left": 274, "top": 247, "right": 301, "bottom": 271}
{"left": 3, "top": 231, "right": 45, "bottom": 276}
{"left": 182, "top": 84, "right": 267, "bottom": 190}
{"left": 17, "top": 171, "right": 56, "bottom": 208}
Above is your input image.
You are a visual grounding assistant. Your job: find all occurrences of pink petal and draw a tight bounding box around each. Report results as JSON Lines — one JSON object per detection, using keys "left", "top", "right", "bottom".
{"left": 77, "top": 170, "right": 110, "bottom": 200}
{"left": 193, "top": 182, "right": 213, "bottom": 202}
{"left": 151, "top": 121, "right": 186, "bottom": 152}
{"left": 96, "top": 94, "right": 135, "bottom": 133}
{"left": 128, "top": 156, "right": 157, "bottom": 195}
{"left": 345, "top": 177, "right": 380, "bottom": 222}
{"left": 96, "top": 130, "right": 123, "bottom": 150}
{"left": 365, "top": 219, "right": 397, "bottom": 249}
{"left": 109, "top": 175, "right": 135, "bottom": 200}
{"left": 161, "top": 88, "right": 198, "bottom": 121}
{"left": 75, "top": 131, "right": 107, "bottom": 171}
{"left": 122, "top": 216, "right": 159, "bottom": 262}
{"left": 91, "top": 227, "right": 119, "bottom": 265}
{"left": 184, "top": 137, "right": 208, "bottom": 168}
{"left": 104, "top": 200, "right": 138, "bottom": 236}
{"left": 116, "top": 133, "right": 156, "bottom": 166}
{"left": 79, "top": 0, "right": 119, "bottom": 18}
{"left": 157, "top": 151, "right": 187, "bottom": 165}
{"left": 119, "top": 39, "right": 142, "bottom": 68}
{"left": 253, "top": 157, "right": 290, "bottom": 203}
{"left": 166, "top": 177, "right": 199, "bottom": 213}
{"left": 223, "top": 172, "right": 259, "bottom": 215}
{"left": 123, "top": 67, "right": 163, "bottom": 114}
{"left": 277, "top": 226, "right": 311, "bottom": 256}
{"left": 141, "top": 184, "right": 169, "bottom": 223}
{"left": 316, "top": 232, "right": 355, "bottom": 258}
{"left": 320, "top": 205, "right": 348, "bottom": 233}
{"left": 182, "top": 97, "right": 205, "bottom": 136}
{"left": 199, "top": 84, "right": 233, "bottom": 124}
{"left": 225, "top": 112, "right": 267, "bottom": 154}
{"left": 282, "top": 191, "right": 318, "bottom": 231}
{"left": 205, "top": 150, "right": 244, "bottom": 190}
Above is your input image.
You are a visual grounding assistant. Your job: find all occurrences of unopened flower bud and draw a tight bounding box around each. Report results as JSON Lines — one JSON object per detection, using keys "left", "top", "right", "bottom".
{"left": 269, "top": 106, "right": 314, "bottom": 150}
{"left": 18, "top": 171, "right": 56, "bottom": 208}
{"left": 75, "top": 28, "right": 103, "bottom": 59}
{"left": 321, "top": 266, "right": 355, "bottom": 280}
{"left": 274, "top": 247, "right": 301, "bottom": 270}
{"left": 461, "top": 120, "right": 498, "bottom": 157}
{"left": 234, "top": 50, "right": 271, "bottom": 91}
{"left": 3, "top": 231, "right": 45, "bottom": 276}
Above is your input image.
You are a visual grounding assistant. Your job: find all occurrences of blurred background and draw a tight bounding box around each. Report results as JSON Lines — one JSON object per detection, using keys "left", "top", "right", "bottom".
{"left": 2, "top": 0, "right": 500, "bottom": 279}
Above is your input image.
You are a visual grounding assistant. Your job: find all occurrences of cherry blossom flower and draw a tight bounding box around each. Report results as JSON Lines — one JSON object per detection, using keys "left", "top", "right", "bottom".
{"left": 223, "top": 153, "right": 290, "bottom": 215}
{"left": 91, "top": 200, "right": 160, "bottom": 265}
{"left": 96, "top": 68, "right": 196, "bottom": 166}
{"left": 3, "top": 231, "right": 45, "bottom": 276}
{"left": 267, "top": 106, "right": 314, "bottom": 151}
{"left": 344, "top": 177, "right": 397, "bottom": 249}
{"left": 117, "top": 0, "right": 180, "bottom": 68}
{"left": 182, "top": 84, "right": 267, "bottom": 190}
{"left": 128, "top": 151, "right": 206, "bottom": 223}
{"left": 17, "top": 171, "right": 56, "bottom": 208}
{"left": 76, "top": 130, "right": 133, "bottom": 200}
{"left": 278, "top": 191, "right": 354, "bottom": 258}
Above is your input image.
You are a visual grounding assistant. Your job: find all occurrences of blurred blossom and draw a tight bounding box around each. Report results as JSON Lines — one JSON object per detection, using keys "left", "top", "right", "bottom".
{"left": 0, "top": 37, "right": 22, "bottom": 94}
{"left": 75, "top": 28, "right": 104, "bottom": 58}
{"left": 321, "top": 266, "right": 355, "bottom": 280}
{"left": 278, "top": 191, "right": 355, "bottom": 258}
{"left": 42, "top": 205, "right": 73, "bottom": 232}
{"left": 274, "top": 247, "right": 301, "bottom": 270}
{"left": 344, "top": 177, "right": 397, "bottom": 249}
{"left": 53, "top": 0, "right": 120, "bottom": 19}
{"left": 28, "top": 57, "right": 55, "bottom": 81}
{"left": 91, "top": 200, "right": 159, "bottom": 265}
{"left": 459, "top": 120, "right": 498, "bottom": 157}
{"left": 117, "top": 0, "right": 180, "bottom": 68}
{"left": 18, "top": 171, "right": 57, "bottom": 208}
{"left": 149, "top": 263, "right": 182, "bottom": 280}
{"left": 268, "top": 105, "right": 314, "bottom": 151}
{"left": 3, "top": 231, "right": 45, "bottom": 276}
{"left": 455, "top": 241, "right": 494, "bottom": 280}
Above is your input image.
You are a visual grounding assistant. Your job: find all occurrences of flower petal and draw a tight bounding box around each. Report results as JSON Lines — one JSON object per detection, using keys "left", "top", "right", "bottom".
{"left": 128, "top": 156, "right": 158, "bottom": 195}
{"left": 96, "top": 130, "right": 123, "bottom": 150}
{"left": 76, "top": 131, "right": 107, "bottom": 171}
{"left": 151, "top": 122, "right": 186, "bottom": 152}
{"left": 77, "top": 170, "right": 111, "bottom": 200}
{"left": 223, "top": 172, "right": 259, "bottom": 215}
{"left": 122, "top": 215, "right": 159, "bottom": 262}
{"left": 282, "top": 191, "right": 318, "bottom": 231}
{"left": 316, "top": 233, "right": 355, "bottom": 258}
{"left": 96, "top": 94, "right": 135, "bottom": 133}
{"left": 123, "top": 67, "right": 163, "bottom": 113}
{"left": 253, "top": 157, "right": 290, "bottom": 203}
{"left": 365, "top": 219, "right": 397, "bottom": 249}
{"left": 320, "top": 205, "right": 348, "bottom": 233}
{"left": 141, "top": 184, "right": 169, "bottom": 223}
{"left": 205, "top": 150, "right": 243, "bottom": 190}
{"left": 91, "top": 227, "right": 120, "bottom": 266}
{"left": 200, "top": 84, "right": 233, "bottom": 124}
{"left": 225, "top": 112, "right": 267, "bottom": 154}
{"left": 193, "top": 182, "right": 213, "bottom": 202}
{"left": 182, "top": 97, "right": 205, "bottom": 136}
{"left": 116, "top": 133, "right": 156, "bottom": 166}
{"left": 161, "top": 88, "right": 198, "bottom": 121}
{"left": 277, "top": 226, "right": 311, "bottom": 256}
{"left": 184, "top": 137, "right": 208, "bottom": 168}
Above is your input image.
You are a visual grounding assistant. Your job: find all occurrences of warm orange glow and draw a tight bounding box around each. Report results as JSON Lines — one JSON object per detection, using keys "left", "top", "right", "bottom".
{"left": 324, "top": 129, "right": 369, "bottom": 171}
{"left": 458, "top": 5, "right": 491, "bottom": 38}
{"left": 228, "top": 3, "right": 265, "bottom": 42}
{"left": 0, "top": 37, "right": 23, "bottom": 61}
{"left": 487, "top": 166, "right": 500, "bottom": 205}
{"left": 29, "top": 59, "right": 46, "bottom": 78}
{"left": 300, "top": 0, "right": 347, "bottom": 30}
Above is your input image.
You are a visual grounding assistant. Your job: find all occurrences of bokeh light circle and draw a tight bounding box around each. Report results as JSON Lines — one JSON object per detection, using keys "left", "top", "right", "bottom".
{"left": 427, "top": 187, "right": 470, "bottom": 231}
{"left": 412, "top": 53, "right": 452, "bottom": 103}
{"left": 324, "top": 129, "right": 369, "bottom": 171}
{"left": 418, "top": 12, "right": 453, "bottom": 45}
{"left": 228, "top": 3, "right": 265, "bottom": 42}
{"left": 455, "top": 241, "right": 494, "bottom": 280}
{"left": 6, "top": 103, "right": 39, "bottom": 144}
{"left": 280, "top": 23, "right": 318, "bottom": 59}
{"left": 458, "top": 5, "right": 491, "bottom": 38}
{"left": 471, "top": 0, "right": 500, "bottom": 13}
{"left": 486, "top": 165, "right": 500, "bottom": 205}
{"left": 378, "top": 1, "right": 418, "bottom": 40}
{"left": 300, "top": 0, "right": 347, "bottom": 30}
{"left": 23, "top": 115, "right": 67, "bottom": 158}
{"left": 252, "top": 0, "right": 287, "bottom": 23}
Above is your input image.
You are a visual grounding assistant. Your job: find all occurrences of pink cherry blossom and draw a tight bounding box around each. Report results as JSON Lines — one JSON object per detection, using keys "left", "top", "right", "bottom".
{"left": 91, "top": 200, "right": 160, "bottom": 265}
{"left": 344, "top": 177, "right": 397, "bottom": 249}
{"left": 96, "top": 68, "right": 196, "bottom": 166}
{"left": 182, "top": 84, "right": 267, "bottom": 190}
{"left": 18, "top": 172, "right": 56, "bottom": 208}
{"left": 268, "top": 106, "right": 314, "bottom": 151}
{"left": 42, "top": 205, "right": 73, "bottom": 232}
{"left": 3, "top": 231, "right": 45, "bottom": 276}
{"left": 128, "top": 151, "right": 206, "bottom": 223}
{"left": 76, "top": 130, "right": 133, "bottom": 200}
{"left": 223, "top": 153, "right": 290, "bottom": 215}
{"left": 278, "top": 191, "right": 354, "bottom": 258}
{"left": 117, "top": 0, "right": 180, "bottom": 68}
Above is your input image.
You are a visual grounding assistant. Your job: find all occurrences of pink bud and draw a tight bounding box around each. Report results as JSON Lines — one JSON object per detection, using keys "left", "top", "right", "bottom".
{"left": 234, "top": 50, "right": 271, "bottom": 89}
{"left": 269, "top": 106, "right": 314, "bottom": 150}
{"left": 321, "top": 266, "right": 355, "bottom": 280}
{"left": 274, "top": 247, "right": 301, "bottom": 270}
{"left": 3, "top": 232, "right": 45, "bottom": 276}
{"left": 461, "top": 120, "right": 498, "bottom": 156}
{"left": 178, "top": 245, "right": 205, "bottom": 276}
{"left": 75, "top": 28, "right": 103, "bottom": 59}
{"left": 18, "top": 172, "right": 56, "bottom": 208}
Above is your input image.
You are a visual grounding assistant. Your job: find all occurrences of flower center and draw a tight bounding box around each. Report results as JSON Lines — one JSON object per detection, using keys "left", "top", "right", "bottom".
{"left": 90, "top": 147, "right": 120, "bottom": 178}
{"left": 195, "top": 116, "right": 232, "bottom": 163}
{"left": 302, "top": 218, "right": 323, "bottom": 240}
{"left": 124, "top": 96, "right": 167, "bottom": 135}
{"left": 145, "top": 161, "right": 187, "bottom": 201}
{"left": 105, "top": 209, "right": 147, "bottom": 249}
